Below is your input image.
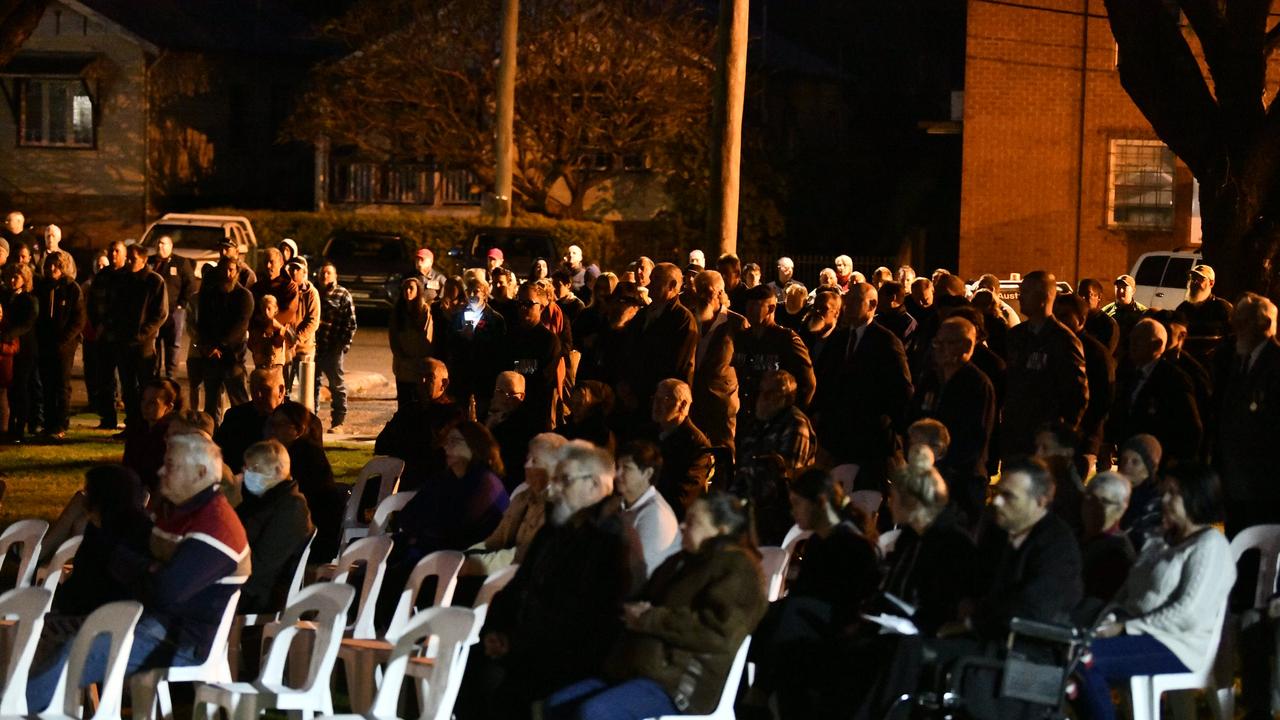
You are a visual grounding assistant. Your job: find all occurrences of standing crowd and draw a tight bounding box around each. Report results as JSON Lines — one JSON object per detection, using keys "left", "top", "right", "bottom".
{"left": 0, "top": 210, "right": 1275, "bottom": 720}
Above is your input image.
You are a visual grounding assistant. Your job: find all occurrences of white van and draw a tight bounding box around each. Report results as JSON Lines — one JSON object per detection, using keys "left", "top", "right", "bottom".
{"left": 1128, "top": 250, "right": 1201, "bottom": 310}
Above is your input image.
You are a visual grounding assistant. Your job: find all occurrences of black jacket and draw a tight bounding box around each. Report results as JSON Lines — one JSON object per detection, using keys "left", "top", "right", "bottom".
{"left": 445, "top": 305, "right": 507, "bottom": 407}
{"left": 1213, "top": 338, "right": 1280, "bottom": 501}
{"left": 1107, "top": 358, "right": 1202, "bottom": 461}
{"left": 1079, "top": 331, "right": 1116, "bottom": 456}
{"left": 657, "top": 418, "right": 713, "bottom": 520}
{"left": 691, "top": 310, "right": 748, "bottom": 451}
{"left": 150, "top": 254, "right": 195, "bottom": 314}
{"left": 501, "top": 321, "right": 560, "bottom": 428}
{"left": 110, "top": 268, "right": 169, "bottom": 347}
{"left": 910, "top": 362, "right": 996, "bottom": 482}
{"left": 1000, "top": 317, "right": 1088, "bottom": 458}
{"left": 35, "top": 276, "right": 84, "bottom": 356}
{"left": 813, "top": 321, "right": 913, "bottom": 471}
{"left": 973, "top": 512, "right": 1083, "bottom": 638}
{"left": 623, "top": 297, "right": 697, "bottom": 413}
{"left": 236, "top": 479, "right": 314, "bottom": 614}
{"left": 197, "top": 281, "right": 254, "bottom": 360}
{"left": 733, "top": 322, "right": 817, "bottom": 416}
{"left": 880, "top": 508, "right": 979, "bottom": 634}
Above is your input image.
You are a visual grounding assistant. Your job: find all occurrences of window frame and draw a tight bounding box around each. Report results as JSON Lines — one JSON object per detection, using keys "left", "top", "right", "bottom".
{"left": 16, "top": 76, "right": 96, "bottom": 150}
{"left": 1106, "top": 138, "right": 1176, "bottom": 231}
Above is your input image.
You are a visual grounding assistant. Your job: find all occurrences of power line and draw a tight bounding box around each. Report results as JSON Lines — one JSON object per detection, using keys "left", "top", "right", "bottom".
{"left": 970, "top": 0, "right": 1108, "bottom": 20}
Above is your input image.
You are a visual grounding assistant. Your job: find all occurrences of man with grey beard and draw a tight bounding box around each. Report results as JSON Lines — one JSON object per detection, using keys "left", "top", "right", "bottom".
{"left": 1176, "top": 263, "right": 1234, "bottom": 354}
{"left": 462, "top": 441, "right": 639, "bottom": 720}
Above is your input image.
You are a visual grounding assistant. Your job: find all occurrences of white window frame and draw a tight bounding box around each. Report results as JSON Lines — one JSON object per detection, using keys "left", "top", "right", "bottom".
{"left": 1107, "top": 139, "right": 1175, "bottom": 231}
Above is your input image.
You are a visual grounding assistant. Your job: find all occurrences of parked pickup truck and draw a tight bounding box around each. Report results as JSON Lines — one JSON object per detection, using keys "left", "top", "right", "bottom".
{"left": 139, "top": 213, "right": 258, "bottom": 278}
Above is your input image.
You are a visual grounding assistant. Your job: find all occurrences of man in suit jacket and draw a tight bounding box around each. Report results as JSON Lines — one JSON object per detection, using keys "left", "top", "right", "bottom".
{"left": 1001, "top": 271, "right": 1088, "bottom": 458}
{"left": 689, "top": 270, "right": 748, "bottom": 452}
{"left": 1106, "top": 319, "right": 1202, "bottom": 463}
{"left": 652, "top": 378, "right": 712, "bottom": 520}
{"left": 813, "top": 282, "right": 913, "bottom": 491}
{"left": 1212, "top": 293, "right": 1280, "bottom": 535}
{"left": 622, "top": 263, "right": 697, "bottom": 423}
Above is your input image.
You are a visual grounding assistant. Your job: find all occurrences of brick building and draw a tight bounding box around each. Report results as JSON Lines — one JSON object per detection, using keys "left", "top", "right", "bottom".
{"left": 959, "top": 0, "right": 1206, "bottom": 287}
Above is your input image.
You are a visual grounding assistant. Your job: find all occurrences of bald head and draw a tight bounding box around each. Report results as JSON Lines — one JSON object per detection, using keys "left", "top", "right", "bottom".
{"left": 934, "top": 316, "right": 977, "bottom": 370}
{"left": 843, "top": 282, "right": 878, "bottom": 327}
{"left": 1130, "top": 318, "right": 1167, "bottom": 367}
{"left": 1020, "top": 270, "right": 1057, "bottom": 320}
{"left": 650, "top": 263, "right": 682, "bottom": 303}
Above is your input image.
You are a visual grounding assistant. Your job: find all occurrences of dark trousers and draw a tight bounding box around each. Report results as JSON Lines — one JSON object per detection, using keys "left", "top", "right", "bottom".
{"left": 1076, "top": 633, "right": 1187, "bottom": 720}
{"left": 37, "top": 346, "right": 74, "bottom": 433}
{"left": 1240, "top": 613, "right": 1280, "bottom": 719}
{"left": 315, "top": 350, "right": 347, "bottom": 422}
{"left": 112, "top": 342, "right": 157, "bottom": 428}
{"left": 155, "top": 308, "right": 185, "bottom": 378}
{"left": 7, "top": 352, "right": 35, "bottom": 438}
{"left": 543, "top": 678, "right": 677, "bottom": 720}
{"left": 202, "top": 358, "right": 248, "bottom": 424}
{"left": 93, "top": 340, "right": 120, "bottom": 427}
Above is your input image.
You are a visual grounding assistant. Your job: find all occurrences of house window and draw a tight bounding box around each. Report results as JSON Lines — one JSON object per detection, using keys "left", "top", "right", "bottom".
{"left": 20, "top": 78, "right": 93, "bottom": 148}
{"left": 1107, "top": 139, "right": 1175, "bottom": 230}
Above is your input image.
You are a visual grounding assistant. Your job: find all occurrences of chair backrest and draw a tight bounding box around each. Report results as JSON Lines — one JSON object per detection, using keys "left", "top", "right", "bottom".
{"left": 831, "top": 464, "right": 859, "bottom": 495}
{"left": 262, "top": 583, "right": 356, "bottom": 692}
{"left": 0, "top": 519, "right": 48, "bottom": 588}
{"left": 0, "top": 587, "right": 52, "bottom": 715}
{"left": 371, "top": 607, "right": 478, "bottom": 720}
{"left": 344, "top": 457, "right": 406, "bottom": 526}
{"left": 37, "top": 534, "right": 83, "bottom": 591}
{"left": 850, "top": 489, "right": 883, "bottom": 519}
{"left": 469, "top": 564, "right": 519, "bottom": 641}
{"left": 781, "top": 524, "right": 811, "bottom": 553}
{"left": 711, "top": 635, "right": 752, "bottom": 714}
{"left": 1230, "top": 524, "right": 1280, "bottom": 609}
{"left": 331, "top": 535, "right": 394, "bottom": 639}
{"left": 283, "top": 529, "right": 318, "bottom": 607}
{"left": 198, "top": 590, "right": 242, "bottom": 677}
{"left": 387, "top": 551, "right": 465, "bottom": 638}
{"left": 758, "top": 547, "right": 789, "bottom": 602}
{"left": 48, "top": 600, "right": 143, "bottom": 719}
{"left": 877, "top": 528, "right": 902, "bottom": 556}
{"left": 369, "top": 491, "right": 418, "bottom": 536}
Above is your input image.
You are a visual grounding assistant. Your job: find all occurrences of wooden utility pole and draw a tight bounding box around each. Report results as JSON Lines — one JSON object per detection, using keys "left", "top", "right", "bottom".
{"left": 494, "top": 0, "right": 519, "bottom": 227}
{"left": 709, "top": 0, "right": 749, "bottom": 257}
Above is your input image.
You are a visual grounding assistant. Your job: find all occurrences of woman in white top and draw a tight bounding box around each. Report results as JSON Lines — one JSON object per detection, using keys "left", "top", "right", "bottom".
{"left": 1076, "top": 461, "right": 1235, "bottom": 720}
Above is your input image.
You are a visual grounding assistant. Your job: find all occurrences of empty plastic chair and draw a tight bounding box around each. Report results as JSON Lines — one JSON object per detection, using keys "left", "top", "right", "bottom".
{"left": 36, "top": 536, "right": 83, "bottom": 594}
{"left": 131, "top": 591, "right": 241, "bottom": 720}
{"left": 321, "top": 536, "right": 394, "bottom": 640}
{"left": 0, "top": 587, "right": 52, "bottom": 715}
{"left": 0, "top": 519, "right": 48, "bottom": 589}
{"left": 339, "top": 458, "right": 406, "bottom": 551}
{"left": 34, "top": 600, "right": 144, "bottom": 720}
{"left": 193, "top": 583, "right": 356, "bottom": 720}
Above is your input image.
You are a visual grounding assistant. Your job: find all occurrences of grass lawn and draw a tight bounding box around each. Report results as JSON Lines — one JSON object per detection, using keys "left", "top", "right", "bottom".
{"left": 0, "top": 415, "right": 372, "bottom": 526}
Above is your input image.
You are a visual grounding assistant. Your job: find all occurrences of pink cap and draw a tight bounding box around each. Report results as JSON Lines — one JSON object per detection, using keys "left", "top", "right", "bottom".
{"left": 487, "top": 248, "right": 504, "bottom": 260}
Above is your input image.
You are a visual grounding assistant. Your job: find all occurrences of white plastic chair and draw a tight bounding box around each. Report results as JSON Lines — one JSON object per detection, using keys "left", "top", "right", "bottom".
{"left": 1230, "top": 524, "right": 1280, "bottom": 609}
{"left": 0, "top": 587, "right": 52, "bottom": 715}
{"left": 193, "top": 583, "right": 356, "bottom": 720}
{"left": 1128, "top": 598, "right": 1232, "bottom": 720}
{"left": 131, "top": 590, "right": 241, "bottom": 720}
{"left": 850, "top": 490, "right": 883, "bottom": 519}
{"left": 877, "top": 528, "right": 902, "bottom": 556}
{"left": 780, "top": 524, "right": 810, "bottom": 554}
{"left": 368, "top": 491, "right": 417, "bottom": 537}
{"left": 758, "top": 547, "right": 789, "bottom": 602}
{"left": 36, "top": 536, "right": 82, "bottom": 593}
{"left": 0, "top": 519, "right": 48, "bottom": 589}
{"left": 230, "top": 530, "right": 317, "bottom": 680}
{"left": 35, "top": 600, "right": 143, "bottom": 720}
{"left": 339, "top": 458, "right": 406, "bottom": 552}
{"left": 337, "top": 550, "right": 465, "bottom": 713}
{"left": 314, "top": 536, "right": 394, "bottom": 641}
{"left": 643, "top": 635, "right": 752, "bottom": 720}
{"left": 830, "top": 464, "right": 859, "bottom": 495}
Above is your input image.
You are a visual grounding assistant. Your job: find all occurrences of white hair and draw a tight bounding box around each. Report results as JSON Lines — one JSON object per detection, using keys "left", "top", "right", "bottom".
{"left": 167, "top": 433, "right": 223, "bottom": 488}
{"left": 1088, "top": 471, "right": 1132, "bottom": 507}
{"left": 244, "top": 439, "right": 291, "bottom": 482}
{"left": 656, "top": 378, "right": 692, "bottom": 406}
{"left": 557, "top": 440, "right": 615, "bottom": 497}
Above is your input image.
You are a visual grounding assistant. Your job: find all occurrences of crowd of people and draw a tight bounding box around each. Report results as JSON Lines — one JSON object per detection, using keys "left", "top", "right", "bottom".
{"left": 0, "top": 208, "right": 1275, "bottom": 720}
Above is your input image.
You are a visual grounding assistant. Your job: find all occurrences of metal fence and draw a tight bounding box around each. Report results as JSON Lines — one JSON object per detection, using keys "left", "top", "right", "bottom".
{"left": 786, "top": 253, "right": 897, "bottom": 290}
{"left": 330, "top": 161, "right": 481, "bottom": 206}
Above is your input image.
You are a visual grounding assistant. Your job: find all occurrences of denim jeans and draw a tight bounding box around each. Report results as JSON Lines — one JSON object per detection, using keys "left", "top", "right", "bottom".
{"left": 314, "top": 350, "right": 347, "bottom": 422}
{"left": 543, "top": 677, "right": 678, "bottom": 720}
{"left": 27, "top": 614, "right": 208, "bottom": 713}
{"left": 1077, "top": 633, "right": 1188, "bottom": 720}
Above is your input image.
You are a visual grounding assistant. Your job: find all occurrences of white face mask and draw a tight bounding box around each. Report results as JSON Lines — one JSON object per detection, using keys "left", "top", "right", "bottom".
{"left": 243, "top": 470, "right": 272, "bottom": 496}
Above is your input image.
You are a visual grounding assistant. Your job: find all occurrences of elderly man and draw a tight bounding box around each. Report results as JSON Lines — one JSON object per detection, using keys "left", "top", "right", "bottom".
{"left": 214, "top": 366, "right": 316, "bottom": 475}
{"left": 733, "top": 370, "right": 817, "bottom": 542}
{"left": 689, "top": 269, "right": 747, "bottom": 451}
{"left": 621, "top": 262, "right": 697, "bottom": 420}
{"left": 813, "top": 282, "right": 913, "bottom": 490}
{"left": 1001, "top": 271, "right": 1088, "bottom": 458}
{"left": 284, "top": 258, "right": 320, "bottom": 396}
{"left": 653, "top": 378, "right": 712, "bottom": 520}
{"left": 467, "top": 441, "right": 638, "bottom": 719}
{"left": 735, "top": 285, "right": 816, "bottom": 419}
{"left": 197, "top": 258, "right": 254, "bottom": 421}
{"left": 375, "top": 358, "right": 462, "bottom": 489}
{"left": 235, "top": 439, "right": 313, "bottom": 614}
{"left": 1080, "top": 472, "right": 1135, "bottom": 606}
{"left": 470, "top": 432, "right": 570, "bottom": 572}
{"left": 486, "top": 371, "right": 543, "bottom": 493}
{"left": 563, "top": 244, "right": 600, "bottom": 302}
{"left": 769, "top": 256, "right": 795, "bottom": 301}
{"left": 149, "top": 235, "right": 194, "bottom": 379}
{"left": 1177, "top": 264, "right": 1234, "bottom": 348}
{"left": 688, "top": 249, "right": 706, "bottom": 270}
{"left": 27, "top": 432, "right": 250, "bottom": 711}
{"left": 1106, "top": 318, "right": 1201, "bottom": 462}
{"left": 111, "top": 245, "right": 169, "bottom": 429}
{"left": 909, "top": 316, "right": 996, "bottom": 525}
{"left": 801, "top": 288, "right": 842, "bottom": 366}
{"left": 1213, "top": 293, "right": 1280, "bottom": 535}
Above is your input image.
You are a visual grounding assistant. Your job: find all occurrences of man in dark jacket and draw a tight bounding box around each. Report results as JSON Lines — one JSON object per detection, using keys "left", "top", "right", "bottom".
{"left": 1212, "top": 293, "right": 1280, "bottom": 535}
{"left": 501, "top": 282, "right": 561, "bottom": 429}
{"left": 1000, "top": 271, "right": 1088, "bottom": 458}
{"left": 1054, "top": 293, "right": 1116, "bottom": 468}
{"left": 235, "top": 439, "right": 314, "bottom": 614}
{"left": 621, "top": 263, "right": 697, "bottom": 422}
{"left": 315, "top": 261, "right": 357, "bottom": 429}
{"left": 197, "top": 259, "right": 254, "bottom": 422}
{"left": 1103, "top": 274, "right": 1147, "bottom": 366}
{"left": 1107, "top": 319, "right": 1202, "bottom": 463}
{"left": 1078, "top": 278, "right": 1119, "bottom": 354}
{"left": 218, "top": 237, "right": 256, "bottom": 289}
{"left": 689, "top": 270, "right": 748, "bottom": 452}
{"left": 653, "top": 379, "right": 712, "bottom": 520}
{"left": 88, "top": 241, "right": 127, "bottom": 429}
{"left": 35, "top": 251, "right": 85, "bottom": 439}
{"left": 1177, "top": 264, "right": 1234, "bottom": 360}
{"left": 149, "top": 235, "right": 195, "bottom": 379}
{"left": 734, "top": 284, "right": 816, "bottom": 421}
{"left": 465, "top": 442, "right": 638, "bottom": 720}
{"left": 813, "top": 282, "right": 913, "bottom": 491}
{"left": 375, "top": 358, "right": 462, "bottom": 489}
{"left": 111, "top": 245, "right": 168, "bottom": 429}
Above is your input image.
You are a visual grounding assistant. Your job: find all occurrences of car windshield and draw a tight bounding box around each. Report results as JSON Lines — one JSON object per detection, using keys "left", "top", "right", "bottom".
{"left": 326, "top": 236, "right": 408, "bottom": 264}
{"left": 142, "top": 224, "right": 227, "bottom": 251}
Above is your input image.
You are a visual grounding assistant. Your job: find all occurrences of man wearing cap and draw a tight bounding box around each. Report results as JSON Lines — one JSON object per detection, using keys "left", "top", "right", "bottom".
{"left": 1176, "top": 264, "right": 1234, "bottom": 353}
{"left": 734, "top": 284, "right": 816, "bottom": 422}
{"left": 486, "top": 247, "right": 504, "bottom": 275}
{"left": 277, "top": 238, "right": 298, "bottom": 263}
{"left": 285, "top": 258, "right": 320, "bottom": 397}
{"left": 218, "top": 237, "right": 256, "bottom": 289}
{"left": 150, "top": 235, "right": 195, "bottom": 379}
{"left": 411, "top": 247, "right": 447, "bottom": 303}
{"left": 688, "top": 249, "right": 706, "bottom": 270}
{"left": 1103, "top": 274, "right": 1147, "bottom": 364}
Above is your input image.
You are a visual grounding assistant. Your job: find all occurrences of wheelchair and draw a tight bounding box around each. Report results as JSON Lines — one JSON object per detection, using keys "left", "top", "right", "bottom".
{"left": 893, "top": 618, "right": 1094, "bottom": 720}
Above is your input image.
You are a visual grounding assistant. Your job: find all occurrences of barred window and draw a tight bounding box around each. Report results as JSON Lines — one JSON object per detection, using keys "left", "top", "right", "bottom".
{"left": 1107, "top": 139, "right": 1175, "bottom": 230}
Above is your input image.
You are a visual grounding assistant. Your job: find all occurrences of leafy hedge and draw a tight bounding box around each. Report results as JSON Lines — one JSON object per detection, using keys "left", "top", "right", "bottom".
{"left": 196, "top": 208, "right": 618, "bottom": 270}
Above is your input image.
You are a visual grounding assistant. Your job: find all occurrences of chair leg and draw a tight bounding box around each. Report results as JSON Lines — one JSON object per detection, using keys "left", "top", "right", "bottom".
{"left": 156, "top": 679, "right": 174, "bottom": 720}
{"left": 1130, "top": 677, "right": 1155, "bottom": 720}
{"left": 1210, "top": 685, "right": 1234, "bottom": 720}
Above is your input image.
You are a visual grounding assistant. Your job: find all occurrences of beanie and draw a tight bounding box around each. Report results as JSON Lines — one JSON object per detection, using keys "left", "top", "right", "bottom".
{"left": 1120, "top": 433, "right": 1163, "bottom": 480}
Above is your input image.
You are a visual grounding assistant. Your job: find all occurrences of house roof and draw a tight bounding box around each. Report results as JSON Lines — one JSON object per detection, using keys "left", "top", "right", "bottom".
{"left": 69, "top": 0, "right": 329, "bottom": 56}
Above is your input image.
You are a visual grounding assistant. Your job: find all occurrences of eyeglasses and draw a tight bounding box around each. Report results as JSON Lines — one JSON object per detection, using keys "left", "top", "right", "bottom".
{"left": 552, "top": 472, "right": 596, "bottom": 486}
{"left": 497, "top": 389, "right": 525, "bottom": 399}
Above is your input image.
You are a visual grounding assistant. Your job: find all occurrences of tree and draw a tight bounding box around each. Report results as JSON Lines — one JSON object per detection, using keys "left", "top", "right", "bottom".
{"left": 288, "top": 0, "right": 714, "bottom": 220}
{"left": 0, "top": 0, "right": 49, "bottom": 68}
{"left": 1105, "top": 0, "right": 1280, "bottom": 300}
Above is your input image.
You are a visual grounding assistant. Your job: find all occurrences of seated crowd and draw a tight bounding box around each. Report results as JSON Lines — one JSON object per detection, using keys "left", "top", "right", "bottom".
{"left": 8, "top": 245, "right": 1280, "bottom": 720}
